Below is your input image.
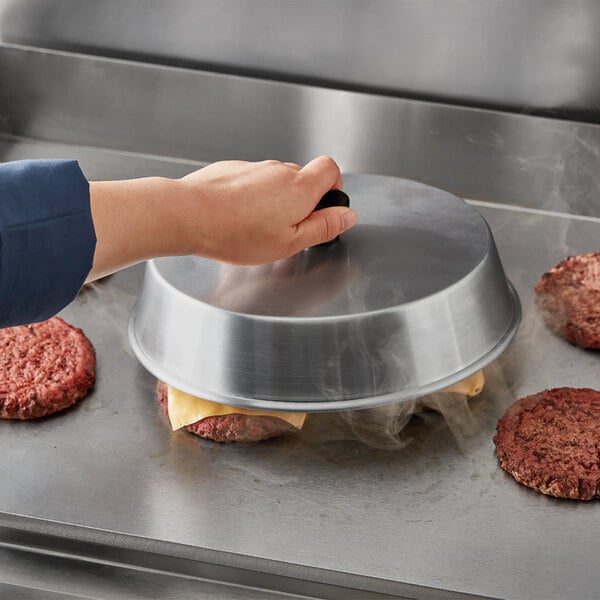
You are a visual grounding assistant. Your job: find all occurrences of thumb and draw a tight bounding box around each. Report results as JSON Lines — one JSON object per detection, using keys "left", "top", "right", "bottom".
{"left": 291, "top": 206, "right": 358, "bottom": 252}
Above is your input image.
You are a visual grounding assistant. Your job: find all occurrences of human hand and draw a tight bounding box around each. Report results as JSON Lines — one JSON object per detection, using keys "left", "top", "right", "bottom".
{"left": 88, "top": 155, "right": 357, "bottom": 281}
{"left": 177, "top": 156, "right": 358, "bottom": 265}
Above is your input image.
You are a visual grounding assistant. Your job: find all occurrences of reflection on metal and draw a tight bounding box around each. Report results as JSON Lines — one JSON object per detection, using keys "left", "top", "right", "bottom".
{"left": 0, "top": 528, "right": 400, "bottom": 600}
{"left": 1, "top": 197, "right": 600, "bottom": 599}
{"left": 129, "top": 175, "right": 520, "bottom": 411}
{"left": 1, "top": 45, "right": 600, "bottom": 216}
{"left": 2, "top": 16, "right": 600, "bottom": 598}
{"left": 1, "top": 0, "right": 600, "bottom": 122}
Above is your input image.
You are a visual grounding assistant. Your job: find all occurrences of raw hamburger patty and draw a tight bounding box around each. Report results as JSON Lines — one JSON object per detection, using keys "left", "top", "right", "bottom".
{"left": 0, "top": 317, "right": 96, "bottom": 420}
{"left": 535, "top": 253, "right": 600, "bottom": 349}
{"left": 494, "top": 388, "right": 600, "bottom": 500}
{"left": 156, "top": 381, "right": 293, "bottom": 443}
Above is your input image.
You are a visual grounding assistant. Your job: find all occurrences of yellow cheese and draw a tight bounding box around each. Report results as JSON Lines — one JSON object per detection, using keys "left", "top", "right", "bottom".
{"left": 167, "top": 371, "right": 484, "bottom": 432}
{"left": 167, "top": 386, "right": 307, "bottom": 431}
{"left": 441, "top": 371, "right": 485, "bottom": 397}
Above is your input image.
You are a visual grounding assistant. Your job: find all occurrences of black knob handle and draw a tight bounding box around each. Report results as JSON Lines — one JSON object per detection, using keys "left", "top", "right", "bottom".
{"left": 312, "top": 189, "right": 350, "bottom": 246}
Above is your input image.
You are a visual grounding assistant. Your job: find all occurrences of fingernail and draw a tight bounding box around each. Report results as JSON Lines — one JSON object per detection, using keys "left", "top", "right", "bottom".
{"left": 341, "top": 209, "right": 358, "bottom": 231}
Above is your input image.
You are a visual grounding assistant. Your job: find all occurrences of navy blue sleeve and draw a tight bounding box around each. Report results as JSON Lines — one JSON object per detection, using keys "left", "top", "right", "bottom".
{"left": 0, "top": 159, "right": 96, "bottom": 327}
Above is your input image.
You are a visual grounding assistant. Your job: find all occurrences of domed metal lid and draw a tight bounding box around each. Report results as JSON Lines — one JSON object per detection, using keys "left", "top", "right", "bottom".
{"left": 129, "top": 174, "right": 520, "bottom": 411}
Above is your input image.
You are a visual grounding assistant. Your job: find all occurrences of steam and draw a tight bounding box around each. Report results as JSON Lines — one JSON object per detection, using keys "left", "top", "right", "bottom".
{"left": 339, "top": 399, "right": 418, "bottom": 451}
{"left": 336, "top": 389, "right": 487, "bottom": 453}
{"left": 76, "top": 272, "right": 138, "bottom": 357}
{"left": 67, "top": 128, "right": 600, "bottom": 464}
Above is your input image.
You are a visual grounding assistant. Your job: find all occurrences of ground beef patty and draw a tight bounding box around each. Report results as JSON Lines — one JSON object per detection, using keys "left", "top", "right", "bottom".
{"left": 156, "top": 381, "right": 294, "bottom": 443}
{"left": 0, "top": 317, "right": 96, "bottom": 420}
{"left": 535, "top": 253, "right": 600, "bottom": 349}
{"left": 494, "top": 388, "right": 600, "bottom": 500}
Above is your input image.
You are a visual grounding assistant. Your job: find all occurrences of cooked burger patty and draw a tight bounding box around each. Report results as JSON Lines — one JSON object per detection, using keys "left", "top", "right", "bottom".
{"left": 0, "top": 317, "right": 96, "bottom": 420}
{"left": 493, "top": 388, "right": 600, "bottom": 500}
{"left": 156, "top": 381, "right": 293, "bottom": 442}
{"left": 535, "top": 253, "right": 600, "bottom": 349}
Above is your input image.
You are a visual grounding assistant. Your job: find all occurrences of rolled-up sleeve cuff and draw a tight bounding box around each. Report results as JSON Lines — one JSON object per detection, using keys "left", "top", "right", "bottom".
{"left": 0, "top": 159, "right": 96, "bottom": 327}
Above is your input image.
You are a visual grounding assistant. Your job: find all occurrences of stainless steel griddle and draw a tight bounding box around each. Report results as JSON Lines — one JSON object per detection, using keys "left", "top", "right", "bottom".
{"left": 2, "top": 147, "right": 600, "bottom": 600}
{"left": 2, "top": 44, "right": 600, "bottom": 600}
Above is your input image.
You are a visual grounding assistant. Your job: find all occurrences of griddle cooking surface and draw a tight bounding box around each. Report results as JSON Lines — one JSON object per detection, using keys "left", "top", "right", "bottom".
{"left": 1, "top": 201, "right": 600, "bottom": 600}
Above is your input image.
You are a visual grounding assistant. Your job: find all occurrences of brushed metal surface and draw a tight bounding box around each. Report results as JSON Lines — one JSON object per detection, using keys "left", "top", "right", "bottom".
{"left": 1, "top": 136, "right": 600, "bottom": 598}
{"left": 2, "top": 0, "right": 600, "bottom": 122}
{"left": 2, "top": 38, "right": 600, "bottom": 598}
{"left": 0, "top": 539, "right": 404, "bottom": 600}
{"left": 0, "top": 546, "right": 336, "bottom": 600}
{"left": 1, "top": 192, "right": 600, "bottom": 598}
{"left": 2, "top": 45, "right": 600, "bottom": 217}
{"left": 0, "top": 582, "right": 85, "bottom": 600}
{"left": 129, "top": 174, "right": 520, "bottom": 411}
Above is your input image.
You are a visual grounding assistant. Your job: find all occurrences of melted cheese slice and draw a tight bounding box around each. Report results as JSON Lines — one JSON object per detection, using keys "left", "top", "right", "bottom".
{"left": 441, "top": 371, "right": 485, "bottom": 397}
{"left": 167, "top": 371, "right": 484, "bottom": 431}
{"left": 167, "top": 386, "right": 307, "bottom": 431}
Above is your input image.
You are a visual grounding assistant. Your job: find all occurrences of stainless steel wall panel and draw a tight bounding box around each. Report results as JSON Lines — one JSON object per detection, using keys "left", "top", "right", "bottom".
{"left": 2, "top": 44, "right": 600, "bottom": 216}
{"left": 1, "top": 0, "right": 600, "bottom": 121}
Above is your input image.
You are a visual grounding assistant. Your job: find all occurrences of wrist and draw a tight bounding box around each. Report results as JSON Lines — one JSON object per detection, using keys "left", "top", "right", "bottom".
{"left": 146, "top": 176, "right": 193, "bottom": 256}
{"left": 89, "top": 176, "right": 192, "bottom": 280}
{"left": 175, "top": 175, "right": 213, "bottom": 258}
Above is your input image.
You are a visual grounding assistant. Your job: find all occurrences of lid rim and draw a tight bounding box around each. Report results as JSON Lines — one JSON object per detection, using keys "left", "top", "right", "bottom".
{"left": 128, "top": 281, "right": 521, "bottom": 413}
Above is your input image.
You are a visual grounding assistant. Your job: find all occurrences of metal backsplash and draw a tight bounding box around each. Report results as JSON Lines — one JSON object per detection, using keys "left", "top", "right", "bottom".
{"left": 1, "top": 0, "right": 600, "bottom": 122}
{"left": 2, "top": 0, "right": 600, "bottom": 216}
{"left": 1, "top": 44, "right": 600, "bottom": 216}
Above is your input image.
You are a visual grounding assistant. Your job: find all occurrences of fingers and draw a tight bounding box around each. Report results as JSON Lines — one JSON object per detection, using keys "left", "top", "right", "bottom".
{"left": 289, "top": 155, "right": 352, "bottom": 251}
{"left": 290, "top": 205, "right": 358, "bottom": 253}
{"left": 298, "top": 156, "right": 344, "bottom": 198}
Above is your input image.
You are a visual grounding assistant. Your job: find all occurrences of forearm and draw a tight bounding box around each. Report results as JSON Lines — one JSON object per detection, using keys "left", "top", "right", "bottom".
{"left": 0, "top": 156, "right": 355, "bottom": 328}
{"left": 88, "top": 157, "right": 356, "bottom": 280}
{"left": 88, "top": 177, "right": 187, "bottom": 281}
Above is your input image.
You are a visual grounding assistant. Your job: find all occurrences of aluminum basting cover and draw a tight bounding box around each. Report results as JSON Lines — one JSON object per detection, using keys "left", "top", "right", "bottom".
{"left": 128, "top": 174, "right": 520, "bottom": 412}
